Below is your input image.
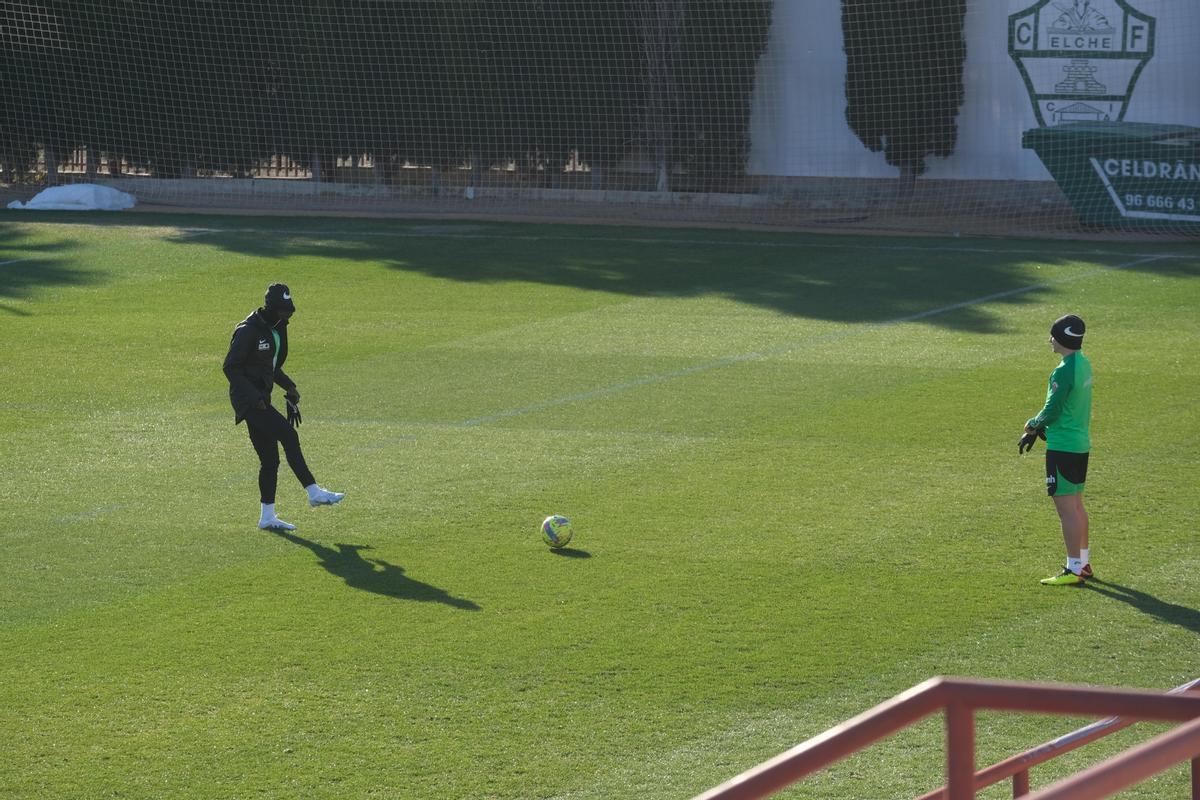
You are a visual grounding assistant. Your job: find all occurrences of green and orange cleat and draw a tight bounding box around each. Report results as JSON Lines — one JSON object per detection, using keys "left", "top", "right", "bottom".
{"left": 1040, "top": 568, "right": 1085, "bottom": 586}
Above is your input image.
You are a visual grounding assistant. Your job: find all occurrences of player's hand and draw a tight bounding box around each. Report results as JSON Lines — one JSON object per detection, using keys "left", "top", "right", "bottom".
{"left": 1018, "top": 428, "right": 1044, "bottom": 454}
{"left": 286, "top": 387, "right": 301, "bottom": 405}
{"left": 286, "top": 398, "right": 302, "bottom": 428}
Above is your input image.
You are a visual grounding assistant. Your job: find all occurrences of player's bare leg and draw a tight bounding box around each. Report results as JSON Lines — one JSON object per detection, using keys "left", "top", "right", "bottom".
{"left": 1042, "top": 493, "right": 1089, "bottom": 584}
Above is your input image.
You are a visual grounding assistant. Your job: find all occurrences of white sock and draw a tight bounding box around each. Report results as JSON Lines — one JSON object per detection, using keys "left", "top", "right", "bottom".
{"left": 1067, "top": 557, "right": 1083, "bottom": 574}
{"left": 260, "top": 502, "right": 275, "bottom": 522}
{"left": 1080, "top": 548, "right": 1089, "bottom": 565}
{"left": 305, "top": 484, "right": 320, "bottom": 500}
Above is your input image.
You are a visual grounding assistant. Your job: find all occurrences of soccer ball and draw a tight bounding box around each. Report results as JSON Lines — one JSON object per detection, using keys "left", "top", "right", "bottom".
{"left": 541, "top": 514, "right": 573, "bottom": 548}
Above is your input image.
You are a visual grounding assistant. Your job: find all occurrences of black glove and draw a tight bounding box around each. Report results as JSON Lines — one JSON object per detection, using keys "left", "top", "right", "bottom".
{"left": 286, "top": 397, "right": 302, "bottom": 428}
{"left": 285, "top": 387, "right": 301, "bottom": 405}
{"left": 1018, "top": 427, "right": 1045, "bottom": 454}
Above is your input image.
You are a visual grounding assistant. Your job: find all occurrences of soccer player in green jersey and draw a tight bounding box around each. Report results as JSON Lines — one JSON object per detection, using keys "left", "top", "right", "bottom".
{"left": 1019, "top": 314, "right": 1093, "bottom": 585}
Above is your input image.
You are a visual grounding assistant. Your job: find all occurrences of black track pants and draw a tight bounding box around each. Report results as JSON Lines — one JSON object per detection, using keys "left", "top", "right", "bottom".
{"left": 245, "top": 405, "right": 316, "bottom": 504}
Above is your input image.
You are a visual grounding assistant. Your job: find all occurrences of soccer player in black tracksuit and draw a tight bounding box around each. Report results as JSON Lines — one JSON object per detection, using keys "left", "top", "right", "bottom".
{"left": 224, "top": 283, "right": 344, "bottom": 531}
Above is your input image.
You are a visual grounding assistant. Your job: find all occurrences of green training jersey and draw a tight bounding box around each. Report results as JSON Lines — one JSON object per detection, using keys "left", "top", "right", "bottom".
{"left": 1028, "top": 351, "right": 1092, "bottom": 453}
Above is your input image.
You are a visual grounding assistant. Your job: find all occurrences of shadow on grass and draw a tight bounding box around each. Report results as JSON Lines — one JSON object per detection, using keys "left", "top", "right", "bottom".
{"left": 549, "top": 547, "right": 591, "bottom": 558}
{"left": 267, "top": 529, "right": 480, "bottom": 610}
{"left": 6, "top": 211, "right": 1195, "bottom": 329}
{"left": 0, "top": 223, "right": 101, "bottom": 313}
{"left": 1085, "top": 578, "right": 1200, "bottom": 636}
{"left": 126, "top": 214, "right": 1196, "bottom": 334}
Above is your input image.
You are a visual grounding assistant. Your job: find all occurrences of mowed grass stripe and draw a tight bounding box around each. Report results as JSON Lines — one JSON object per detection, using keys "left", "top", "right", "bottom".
{"left": 1, "top": 216, "right": 1196, "bottom": 799}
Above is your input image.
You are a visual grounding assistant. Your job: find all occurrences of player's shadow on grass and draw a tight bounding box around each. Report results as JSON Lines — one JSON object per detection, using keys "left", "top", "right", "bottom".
{"left": 268, "top": 529, "right": 480, "bottom": 610}
{"left": 1085, "top": 578, "right": 1200, "bottom": 636}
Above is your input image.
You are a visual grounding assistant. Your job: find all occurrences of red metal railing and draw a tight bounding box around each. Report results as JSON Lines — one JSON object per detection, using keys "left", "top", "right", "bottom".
{"left": 692, "top": 676, "right": 1200, "bottom": 800}
{"left": 1025, "top": 716, "right": 1200, "bottom": 800}
{"left": 918, "top": 678, "right": 1200, "bottom": 799}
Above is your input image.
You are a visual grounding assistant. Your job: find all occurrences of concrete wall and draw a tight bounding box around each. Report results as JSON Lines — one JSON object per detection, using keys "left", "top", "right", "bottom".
{"left": 749, "top": 0, "right": 1200, "bottom": 180}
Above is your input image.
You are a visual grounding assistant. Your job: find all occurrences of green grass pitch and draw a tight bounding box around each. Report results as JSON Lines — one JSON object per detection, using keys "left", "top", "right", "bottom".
{"left": 1, "top": 213, "right": 1197, "bottom": 799}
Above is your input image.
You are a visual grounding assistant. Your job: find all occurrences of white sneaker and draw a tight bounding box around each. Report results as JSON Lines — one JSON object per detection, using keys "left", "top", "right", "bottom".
{"left": 258, "top": 517, "right": 297, "bottom": 531}
{"left": 307, "top": 486, "right": 345, "bottom": 507}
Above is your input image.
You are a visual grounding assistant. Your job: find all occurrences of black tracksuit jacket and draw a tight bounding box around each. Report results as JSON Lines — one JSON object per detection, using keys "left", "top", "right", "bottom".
{"left": 223, "top": 308, "right": 298, "bottom": 424}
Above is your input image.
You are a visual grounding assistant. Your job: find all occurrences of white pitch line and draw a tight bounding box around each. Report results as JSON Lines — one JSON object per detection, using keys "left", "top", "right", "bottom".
{"left": 0, "top": 258, "right": 34, "bottom": 267}
{"left": 53, "top": 504, "right": 127, "bottom": 524}
{"left": 456, "top": 254, "right": 1169, "bottom": 427}
{"left": 888, "top": 254, "right": 1166, "bottom": 322}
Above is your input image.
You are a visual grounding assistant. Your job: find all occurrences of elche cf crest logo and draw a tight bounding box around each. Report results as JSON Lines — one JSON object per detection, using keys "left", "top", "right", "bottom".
{"left": 1009, "top": 0, "right": 1155, "bottom": 127}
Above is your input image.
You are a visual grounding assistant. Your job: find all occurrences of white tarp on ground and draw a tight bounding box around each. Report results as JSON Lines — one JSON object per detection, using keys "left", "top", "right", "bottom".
{"left": 8, "top": 184, "right": 136, "bottom": 211}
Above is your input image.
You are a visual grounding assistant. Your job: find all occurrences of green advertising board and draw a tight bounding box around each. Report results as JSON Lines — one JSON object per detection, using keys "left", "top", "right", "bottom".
{"left": 1023, "top": 121, "right": 1200, "bottom": 230}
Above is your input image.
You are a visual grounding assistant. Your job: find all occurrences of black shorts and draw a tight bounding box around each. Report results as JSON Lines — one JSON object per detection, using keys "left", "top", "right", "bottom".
{"left": 1046, "top": 450, "right": 1089, "bottom": 496}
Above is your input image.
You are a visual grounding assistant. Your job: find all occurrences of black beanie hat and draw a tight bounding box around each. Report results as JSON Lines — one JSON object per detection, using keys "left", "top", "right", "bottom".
{"left": 264, "top": 283, "right": 295, "bottom": 314}
{"left": 1050, "top": 314, "right": 1085, "bottom": 350}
